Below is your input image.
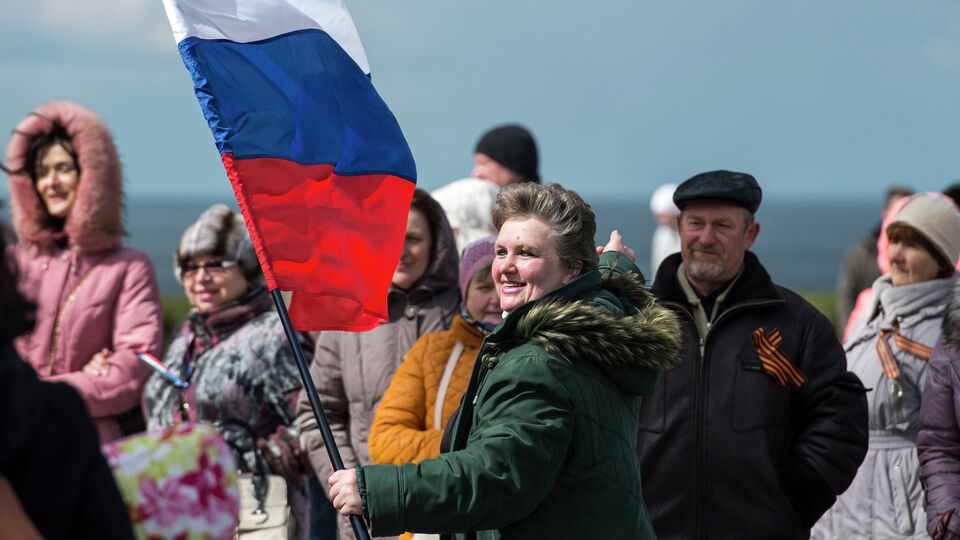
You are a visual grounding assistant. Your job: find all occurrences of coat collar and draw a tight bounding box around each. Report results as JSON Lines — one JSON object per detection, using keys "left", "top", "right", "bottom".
{"left": 868, "top": 274, "right": 957, "bottom": 326}
{"left": 486, "top": 268, "right": 682, "bottom": 396}
{"left": 653, "top": 251, "right": 782, "bottom": 308}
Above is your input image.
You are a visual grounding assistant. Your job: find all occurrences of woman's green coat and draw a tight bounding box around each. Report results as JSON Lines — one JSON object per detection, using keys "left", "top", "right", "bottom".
{"left": 360, "top": 253, "right": 681, "bottom": 539}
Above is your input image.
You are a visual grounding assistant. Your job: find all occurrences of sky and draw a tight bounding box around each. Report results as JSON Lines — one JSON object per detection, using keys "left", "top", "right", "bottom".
{"left": 1, "top": 1, "right": 959, "bottom": 204}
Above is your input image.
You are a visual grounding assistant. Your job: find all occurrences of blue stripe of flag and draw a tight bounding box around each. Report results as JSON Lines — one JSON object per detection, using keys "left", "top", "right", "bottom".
{"left": 178, "top": 28, "right": 416, "bottom": 180}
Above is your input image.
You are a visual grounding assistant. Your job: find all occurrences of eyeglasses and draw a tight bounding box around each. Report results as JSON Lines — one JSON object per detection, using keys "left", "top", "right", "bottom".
{"left": 179, "top": 259, "right": 239, "bottom": 278}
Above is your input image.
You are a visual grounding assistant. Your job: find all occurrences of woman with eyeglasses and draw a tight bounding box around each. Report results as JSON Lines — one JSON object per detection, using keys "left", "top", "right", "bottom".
{"left": 141, "top": 203, "right": 315, "bottom": 535}
{"left": 3, "top": 101, "right": 163, "bottom": 444}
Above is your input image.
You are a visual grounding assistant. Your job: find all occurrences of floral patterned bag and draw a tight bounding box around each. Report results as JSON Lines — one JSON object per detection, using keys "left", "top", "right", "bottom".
{"left": 104, "top": 422, "right": 240, "bottom": 540}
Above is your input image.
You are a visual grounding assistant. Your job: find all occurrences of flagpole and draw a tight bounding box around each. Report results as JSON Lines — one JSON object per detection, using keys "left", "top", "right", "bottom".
{"left": 270, "top": 289, "right": 372, "bottom": 540}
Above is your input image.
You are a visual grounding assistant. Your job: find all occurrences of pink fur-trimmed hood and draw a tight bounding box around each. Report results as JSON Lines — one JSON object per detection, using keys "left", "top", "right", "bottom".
{"left": 6, "top": 101, "right": 124, "bottom": 252}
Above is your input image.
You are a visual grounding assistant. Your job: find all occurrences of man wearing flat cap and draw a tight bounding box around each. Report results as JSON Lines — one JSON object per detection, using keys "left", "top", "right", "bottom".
{"left": 636, "top": 170, "right": 869, "bottom": 539}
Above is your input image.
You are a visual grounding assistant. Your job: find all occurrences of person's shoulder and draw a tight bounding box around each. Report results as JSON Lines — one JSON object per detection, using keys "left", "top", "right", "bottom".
{"left": 415, "top": 325, "right": 460, "bottom": 351}
{"left": 489, "top": 343, "right": 569, "bottom": 385}
{"left": 769, "top": 283, "right": 833, "bottom": 329}
{"left": 106, "top": 245, "right": 150, "bottom": 261}
{"left": 99, "top": 246, "right": 157, "bottom": 273}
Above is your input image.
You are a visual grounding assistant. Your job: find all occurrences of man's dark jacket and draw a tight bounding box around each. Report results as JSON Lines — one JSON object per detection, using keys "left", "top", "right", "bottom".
{"left": 638, "top": 252, "right": 869, "bottom": 539}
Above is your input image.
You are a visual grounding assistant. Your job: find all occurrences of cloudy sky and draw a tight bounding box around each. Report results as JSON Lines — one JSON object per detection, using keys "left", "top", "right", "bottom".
{"left": 1, "top": 1, "right": 959, "bottom": 203}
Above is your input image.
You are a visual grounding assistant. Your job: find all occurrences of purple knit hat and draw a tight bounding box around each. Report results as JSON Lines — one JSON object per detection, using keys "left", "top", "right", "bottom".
{"left": 460, "top": 235, "right": 497, "bottom": 297}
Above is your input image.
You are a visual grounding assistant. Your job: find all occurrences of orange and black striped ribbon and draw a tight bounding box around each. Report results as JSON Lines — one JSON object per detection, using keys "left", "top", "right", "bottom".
{"left": 876, "top": 328, "right": 934, "bottom": 380}
{"left": 752, "top": 328, "right": 807, "bottom": 389}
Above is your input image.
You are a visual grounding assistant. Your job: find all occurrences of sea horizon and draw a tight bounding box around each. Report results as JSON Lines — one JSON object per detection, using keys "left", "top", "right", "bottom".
{"left": 2, "top": 196, "right": 881, "bottom": 296}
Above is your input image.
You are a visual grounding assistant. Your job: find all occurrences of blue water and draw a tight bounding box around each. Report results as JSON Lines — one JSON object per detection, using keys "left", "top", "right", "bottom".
{"left": 3, "top": 197, "right": 879, "bottom": 295}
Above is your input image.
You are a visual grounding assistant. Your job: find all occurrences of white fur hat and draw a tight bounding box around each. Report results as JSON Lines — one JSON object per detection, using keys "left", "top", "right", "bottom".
{"left": 174, "top": 204, "right": 261, "bottom": 284}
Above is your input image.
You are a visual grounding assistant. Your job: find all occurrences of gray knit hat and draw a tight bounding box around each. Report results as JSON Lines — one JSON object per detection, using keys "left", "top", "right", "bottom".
{"left": 887, "top": 195, "right": 960, "bottom": 267}
{"left": 174, "top": 204, "right": 261, "bottom": 284}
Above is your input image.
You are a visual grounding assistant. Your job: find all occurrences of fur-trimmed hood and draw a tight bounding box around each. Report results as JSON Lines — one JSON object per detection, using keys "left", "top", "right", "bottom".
{"left": 6, "top": 101, "right": 124, "bottom": 252}
{"left": 941, "top": 278, "right": 960, "bottom": 348}
{"left": 493, "top": 269, "right": 682, "bottom": 396}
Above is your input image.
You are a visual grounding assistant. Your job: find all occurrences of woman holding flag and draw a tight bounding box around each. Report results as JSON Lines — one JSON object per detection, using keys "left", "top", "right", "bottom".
{"left": 328, "top": 182, "right": 682, "bottom": 539}
{"left": 3, "top": 101, "right": 163, "bottom": 444}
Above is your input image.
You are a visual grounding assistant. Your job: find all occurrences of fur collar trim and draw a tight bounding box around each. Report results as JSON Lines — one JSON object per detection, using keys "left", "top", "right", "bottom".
{"left": 6, "top": 101, "right": 124, "bottom": 252}
{"left": 501, "top": 270, "right": 682, "bottom": 375}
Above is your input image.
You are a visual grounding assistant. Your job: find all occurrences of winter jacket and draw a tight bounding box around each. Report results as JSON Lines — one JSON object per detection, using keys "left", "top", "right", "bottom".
{"left": 640, "top": 252, "right": 869, "bottom": 540}
{"left": 142, "top": 286, "right": 312, "bottom": 534}
{"left": 142, "top": 287, "right": 307, "bottom": 449}
{"left": 6, "top": 101, "right": 163, "bottom": 443}
{"left": 920, "top": 281, "right": 960, "bottom": 540}
{"left": 369, "top": 314, "right": 484, "bottom": 465}
{"left": 0, "top": 343, "right": 134, "bottom": 540}
{"left": 297, "top": 209, "right": 460, "bottom": 540}
{"left": 814, "top": 273, "right": 956, "bottom": 538}
{"left": 368, "top": 314, "right": 483, "bottom": 540}
{"left": 359, "top": 252, "right": 681, "bottom": 540}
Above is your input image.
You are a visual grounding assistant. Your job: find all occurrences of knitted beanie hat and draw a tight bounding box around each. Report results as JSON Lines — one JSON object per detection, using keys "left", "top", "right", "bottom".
{"left": 459, "top": 235, "right": 497, "bottom": 298}
{"left": 174, "top": 204, "right": 261, "bottom": 284}
{"left": 474, "top": 124, "right": 539, "bottom": 182}
{"left": 887, "top": 195, "right": 960, "bottom": 267}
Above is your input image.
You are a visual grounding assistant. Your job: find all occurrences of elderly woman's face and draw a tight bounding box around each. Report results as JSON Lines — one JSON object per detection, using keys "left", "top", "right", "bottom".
{"left": 494, "top": 217, "right": 579, "bottom": 312}
{"left": 465, "top": 266, "right": 502, "bottom": 325}
{"left": 393, "top": 209, "right": 433, "bottom": 290}
{"left": 35, "top": 143, "right": 79, "bottom": 219}
{"left": 181, "top": 254, "right": 249, "bottom": 310}
{"left": 888, "top": 228, "right": 940, "bottom": 286}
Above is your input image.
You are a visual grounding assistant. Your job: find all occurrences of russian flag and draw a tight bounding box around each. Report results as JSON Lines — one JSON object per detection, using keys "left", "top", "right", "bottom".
{"left": 162, "top": 0, "right": 416, "bottom": 331}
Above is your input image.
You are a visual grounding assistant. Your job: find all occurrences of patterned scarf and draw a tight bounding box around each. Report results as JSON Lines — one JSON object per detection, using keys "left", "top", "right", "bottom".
{"left": 461, "top": 306, "right": 497, "bottom": 335}
{"left": 185, "top": 286, "right": 273, "bottom": 358}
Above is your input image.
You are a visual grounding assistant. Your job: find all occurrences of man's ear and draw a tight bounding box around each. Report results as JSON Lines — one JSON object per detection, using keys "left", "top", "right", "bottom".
{"left": 744, "top": 221, "right": 760, "bottom": 250}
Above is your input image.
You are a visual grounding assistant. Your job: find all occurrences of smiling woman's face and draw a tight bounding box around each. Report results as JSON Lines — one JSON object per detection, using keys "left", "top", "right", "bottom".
{"left": 465, "top": 264, "right": 502, "bottom": 324}
{"left": 493, "top": 217, "right": 578, "bottom": 312}
{"left": 34, "top": 143, "right": 79, "bottom": 219}
{"left": 181, "top": 255, "right": 249, "bottom": 310}
{"left": 392, "top": 209, "right": 433, "bottom": 290}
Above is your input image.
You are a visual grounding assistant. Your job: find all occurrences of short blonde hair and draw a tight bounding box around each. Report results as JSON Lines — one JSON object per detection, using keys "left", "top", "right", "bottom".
{"left": 493, "top": 183, "right": 598, "bottom": 275}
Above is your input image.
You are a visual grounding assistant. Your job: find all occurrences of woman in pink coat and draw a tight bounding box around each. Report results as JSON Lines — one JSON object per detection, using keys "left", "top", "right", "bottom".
{"left": 4, "top": 101, "right": 163, "bottom": 443}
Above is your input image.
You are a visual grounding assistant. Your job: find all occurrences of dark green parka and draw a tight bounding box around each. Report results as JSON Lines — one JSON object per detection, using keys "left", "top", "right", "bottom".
{"left": 358, "top": 253, "right": 681, "bottom": 539}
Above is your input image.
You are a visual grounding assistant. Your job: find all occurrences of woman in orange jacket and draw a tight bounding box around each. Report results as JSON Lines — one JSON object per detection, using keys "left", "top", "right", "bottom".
{"left": 369, "top": 236, "right": 499, "bottom": 471}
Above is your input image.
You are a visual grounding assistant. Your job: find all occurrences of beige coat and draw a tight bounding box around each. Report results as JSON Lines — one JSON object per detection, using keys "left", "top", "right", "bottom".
{"left": 296, "top": 209, "right": 459, "bottom": 540}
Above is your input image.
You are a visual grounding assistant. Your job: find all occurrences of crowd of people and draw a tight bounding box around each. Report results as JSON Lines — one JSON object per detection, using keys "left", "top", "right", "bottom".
{"left": 3, "top": 99, "right": 960, "bottom": 540}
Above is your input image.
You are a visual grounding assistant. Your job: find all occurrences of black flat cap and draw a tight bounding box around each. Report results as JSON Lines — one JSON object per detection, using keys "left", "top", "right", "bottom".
{"left": 673, "top": 170, "right": 762, "bottom": 214}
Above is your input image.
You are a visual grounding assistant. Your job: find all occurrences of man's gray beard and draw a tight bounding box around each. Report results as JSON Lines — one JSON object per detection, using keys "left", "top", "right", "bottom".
{"left": 686, "top": 259, "right": 725, "bottom": 282}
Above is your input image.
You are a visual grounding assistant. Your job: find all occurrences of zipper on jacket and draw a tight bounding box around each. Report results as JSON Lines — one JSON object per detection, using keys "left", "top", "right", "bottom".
{"left": 451, "top": 338, "right": 493, "bottom": 450}
{"left": 664, "top": 298, "right": 782, "bottom": 539}
{"left": 45, "top": 268, "right": 95, "bottom": 375}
